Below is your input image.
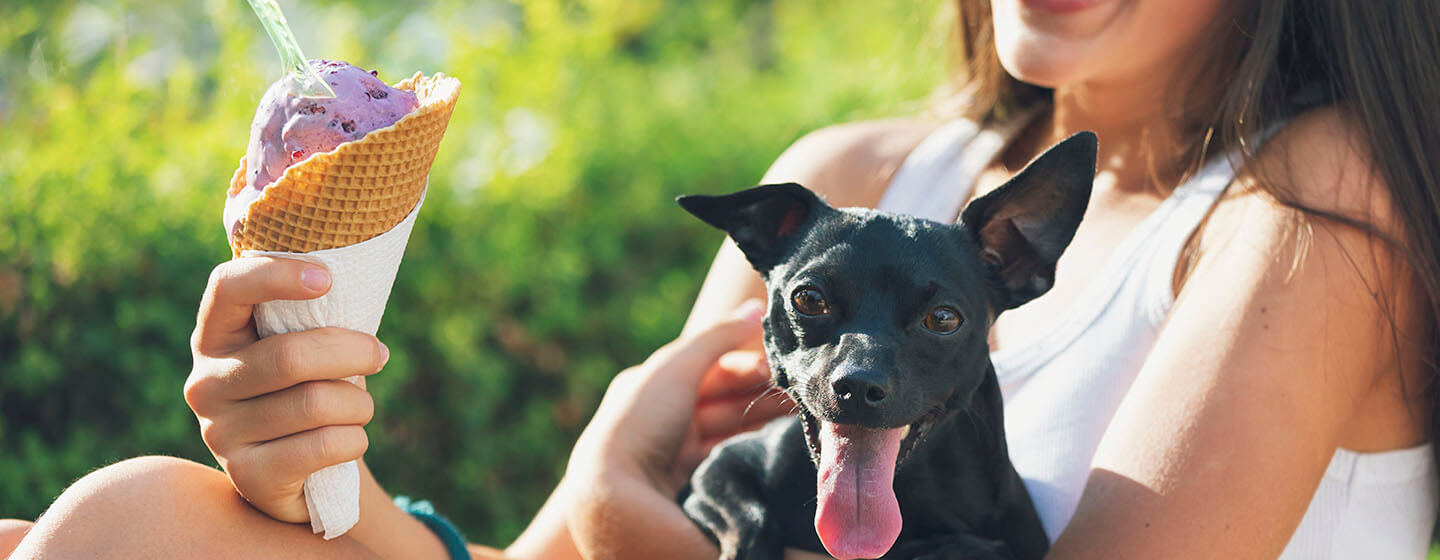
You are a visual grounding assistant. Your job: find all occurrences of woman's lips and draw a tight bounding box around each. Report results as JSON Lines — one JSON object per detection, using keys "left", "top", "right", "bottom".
{"left": 1020, "top": 0, "right": 1104, "bottom": 14}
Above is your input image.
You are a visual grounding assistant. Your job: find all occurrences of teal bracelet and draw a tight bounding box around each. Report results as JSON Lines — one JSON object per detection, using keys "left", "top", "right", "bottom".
{"left": 394, "top": 495, "right": 469, "bottom": 560}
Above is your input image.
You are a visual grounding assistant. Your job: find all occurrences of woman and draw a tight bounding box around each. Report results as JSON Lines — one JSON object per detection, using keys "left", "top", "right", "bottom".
{"left": 10, "top": 0, "right": 1439, "bottom": 558}
{"left": 575, "top": 0, "right": 1440, "bottom": 557}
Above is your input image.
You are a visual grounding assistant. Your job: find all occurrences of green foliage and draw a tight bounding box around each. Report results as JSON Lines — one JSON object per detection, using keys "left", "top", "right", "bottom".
{"left": 0, "top": 0, "right": 947, "bottom": 543}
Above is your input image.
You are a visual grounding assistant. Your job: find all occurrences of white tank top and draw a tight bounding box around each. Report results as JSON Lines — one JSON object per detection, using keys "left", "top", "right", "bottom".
{"left": 878, "top": 116, "right": 1439, "bottom": 558}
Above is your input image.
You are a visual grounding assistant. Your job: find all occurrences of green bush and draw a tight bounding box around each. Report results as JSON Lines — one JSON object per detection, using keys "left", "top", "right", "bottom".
{"left": 0, "top": 0, "right": 947, "bottom": 543}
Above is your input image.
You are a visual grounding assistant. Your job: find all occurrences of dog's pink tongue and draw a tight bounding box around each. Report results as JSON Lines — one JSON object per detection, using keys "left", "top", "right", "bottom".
{"left": 814, "top": 421, "right": 905, "bottom": 560}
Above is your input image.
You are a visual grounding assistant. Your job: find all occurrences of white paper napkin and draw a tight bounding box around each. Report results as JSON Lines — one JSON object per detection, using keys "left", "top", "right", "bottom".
{"left": 241, "top": 191, "right": 425, "bottom": 540}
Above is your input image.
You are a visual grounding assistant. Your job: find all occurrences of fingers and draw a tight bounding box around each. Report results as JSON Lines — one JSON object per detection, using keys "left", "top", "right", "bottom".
{"left": 206, "top": 381, "right": 375, "bottom": 448}
{"left": 238, "top": 328, "right": 387, "bottom": 398}
{"left": 188, "top": 328, "right": 387, "bottom": 409}
{"left": 229, "top": 425, "right": 369, "bottom": 508}
{"left": 192, "top": 258, "right": 332, "bottom": 356}
{"left": 692, "top": 390, "right": 795, "bottom": 438}
{"left": 640, "top": 299, "right": 766, "bottom": 391}
{"left": 255, "top": 425, "right": 369, "bottom": 482}
{"left": 570, "top": 299, "right": 768, "bottom": 485}
{"left": 718, "top": 349, "right": 766, "bottom": 376}
{"left": 668, "top": 392, "right": 795, "bottom": 486}
{"left": 697, "top": 350, "right": 772, "bottom": 399}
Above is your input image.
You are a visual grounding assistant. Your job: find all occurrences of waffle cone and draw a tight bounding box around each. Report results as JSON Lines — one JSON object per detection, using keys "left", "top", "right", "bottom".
{"left": 227, "top": 72, "right": 461, "bottom": 256}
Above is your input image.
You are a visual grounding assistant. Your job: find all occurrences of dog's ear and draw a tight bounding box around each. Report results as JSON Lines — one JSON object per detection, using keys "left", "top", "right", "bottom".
{"left": 677, "top": 183, "right": 828, "bottom": 274}
{"left": 960, "top": 131, "right": 1096, "bottom": 311}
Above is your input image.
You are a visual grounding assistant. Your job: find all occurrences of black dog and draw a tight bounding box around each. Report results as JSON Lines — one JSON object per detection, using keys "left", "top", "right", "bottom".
{"left": 676, "top": 132, "right": 1097, "bottom": 560}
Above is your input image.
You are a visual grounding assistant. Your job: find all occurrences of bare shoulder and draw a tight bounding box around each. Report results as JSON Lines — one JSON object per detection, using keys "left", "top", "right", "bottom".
{"left": 1161, "top": 106, "right": 1431, "bottom": 454}
{"left": 1221, "top": 107, "right": 1401, "bottom": 235}
{"left": 1197, "top": 107, "right": 1407, "bottom": 271}
{"left": 1189, "top": 105, "right": 1423, "bottom": 386}
{"left": 761, "top": 118, "right": 943, "bottom": 209}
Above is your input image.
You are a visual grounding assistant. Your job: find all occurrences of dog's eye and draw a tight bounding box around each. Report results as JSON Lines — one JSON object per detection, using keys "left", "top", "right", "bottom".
{"left": 923, "top": 306, "right": 963, "bottom": 334}
{"left": 791, "top": 286, "right": 830, "bottom": 316}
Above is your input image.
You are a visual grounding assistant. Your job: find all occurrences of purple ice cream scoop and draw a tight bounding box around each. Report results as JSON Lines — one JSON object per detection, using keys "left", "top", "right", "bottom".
{"left": 225, "top": 60, "right": 419, "bottom": 238}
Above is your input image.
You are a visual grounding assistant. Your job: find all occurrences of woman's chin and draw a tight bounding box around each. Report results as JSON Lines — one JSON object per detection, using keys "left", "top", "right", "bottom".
{"left": 990, "top": 0, "right": 1232, "bottom": 90}
{"left": 989, "top": 0, "right": 1131, "bottom": 87}
{"left": 995, "top": 42, "right": 1095, "bottom": 89}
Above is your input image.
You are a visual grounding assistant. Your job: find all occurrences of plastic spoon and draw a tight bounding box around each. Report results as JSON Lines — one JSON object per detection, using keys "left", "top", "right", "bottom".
{"left": 246, "top": 0, "right": 336, "bottom": 98}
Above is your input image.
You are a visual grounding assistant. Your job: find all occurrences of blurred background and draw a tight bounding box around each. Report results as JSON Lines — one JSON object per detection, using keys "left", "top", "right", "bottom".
{"left": 0, "top": 0, "right": 952, "bottom": 545}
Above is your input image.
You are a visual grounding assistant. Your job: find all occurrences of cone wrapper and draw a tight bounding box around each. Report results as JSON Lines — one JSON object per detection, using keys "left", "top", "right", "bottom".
{"left": 242, "top": 190, "right": 425, "bottom": 539}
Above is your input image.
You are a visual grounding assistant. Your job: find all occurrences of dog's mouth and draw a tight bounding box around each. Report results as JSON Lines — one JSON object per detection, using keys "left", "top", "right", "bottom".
{"left": 797, "top": 407, "right": 937, "bottom": 469}
{"left": 795, "top": 403, "right": 940, "bottom": 560}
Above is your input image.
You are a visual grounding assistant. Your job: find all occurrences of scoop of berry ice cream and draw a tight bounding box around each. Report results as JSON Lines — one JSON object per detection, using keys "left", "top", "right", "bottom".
{"left": 225, "top": 60, "right": 419, "bottom": 239}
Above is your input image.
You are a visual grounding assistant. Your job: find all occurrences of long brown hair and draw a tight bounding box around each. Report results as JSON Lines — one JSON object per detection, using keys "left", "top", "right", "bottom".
{"left": 945, "top": 0, "right": 1440, "bottom": 518}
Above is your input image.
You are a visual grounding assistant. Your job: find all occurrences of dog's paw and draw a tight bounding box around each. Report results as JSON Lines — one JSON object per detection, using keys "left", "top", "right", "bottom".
{"left": 883, "top": 534, "right": 1013, "bottom": 560}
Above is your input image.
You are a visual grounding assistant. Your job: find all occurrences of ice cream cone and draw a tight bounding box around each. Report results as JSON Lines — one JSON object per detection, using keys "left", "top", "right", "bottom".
{"left": 226, "top": 71, "right": 460, "bottom": 540}
{"left": 227, "top": 71, "right": 461, "bottom": 256}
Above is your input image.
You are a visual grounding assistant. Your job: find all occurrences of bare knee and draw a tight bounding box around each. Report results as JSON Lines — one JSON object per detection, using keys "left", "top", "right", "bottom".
{"left": 1, "top": 518, "right": 34, "bottom": 557}
{"left": 14, "top": 456, "right": 376, "bottom": 559}
{"left": 50, "top": 456, "right": 221, "bottom": 522}
{"left": 13, "top": 456, "right": 223, "bottom": 557}
{"left": 62, "top": 455, "right": 218, "bottom": 506}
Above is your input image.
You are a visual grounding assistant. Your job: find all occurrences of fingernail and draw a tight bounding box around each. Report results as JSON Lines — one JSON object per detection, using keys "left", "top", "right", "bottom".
{"left": 378, "top": 342, "right": 390, "bottom": 366}
{"left": 301, "top": 267, "right": 330, "bottom": 292}
{"left": 733, "top": 299, "right": 766, "bottom": 322}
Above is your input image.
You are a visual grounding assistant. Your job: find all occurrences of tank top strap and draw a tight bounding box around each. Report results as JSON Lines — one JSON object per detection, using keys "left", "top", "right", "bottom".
{"left": 1136, "top": 120, "right": 1293, "bottom": 323}
{"left": 1136, "top": 151, "right": 1241, "bottom": 323}
{"left": 876, "top": 111, "right": 1039, "bottom": 222}
{"left": 879, "top": 113, "right": 1277, "bottom": 328}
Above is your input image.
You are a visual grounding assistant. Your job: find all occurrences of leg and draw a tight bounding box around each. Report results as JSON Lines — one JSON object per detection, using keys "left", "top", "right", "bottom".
{"left": 683, "top": 422, "right": 801, "bottom": 560}
{"left": 12, "top": 456, "right": 379, "bottom": 559}
{"left": 683, "top": 447, "right": 780, "bottom": 560}
{"left": 1, "top": 519, "right": 34, "bottom": 557}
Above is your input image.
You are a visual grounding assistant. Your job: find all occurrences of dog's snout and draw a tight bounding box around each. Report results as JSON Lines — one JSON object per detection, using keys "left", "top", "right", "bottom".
{"left": 831, "top": 370, "right": 889, "bottom": 409}
{"left": 832, "top": 376, "right": 887, "bottom": 405}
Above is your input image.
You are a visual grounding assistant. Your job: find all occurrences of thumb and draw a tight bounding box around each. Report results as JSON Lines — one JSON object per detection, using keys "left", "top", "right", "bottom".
{"left": 642, "top": 299, "right": 766, "bottom": 391}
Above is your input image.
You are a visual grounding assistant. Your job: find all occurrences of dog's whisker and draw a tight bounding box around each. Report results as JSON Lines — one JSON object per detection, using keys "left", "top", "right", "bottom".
{"left": 742, "top": 390, "right": 780, "bottom": 420}
{"left": 738, "top": 378, "right": 777, "bottom": 392}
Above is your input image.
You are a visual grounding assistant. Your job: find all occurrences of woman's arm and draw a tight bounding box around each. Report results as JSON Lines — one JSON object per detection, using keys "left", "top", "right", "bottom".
{"left": 1050, "top": 111, "right": 1424, "bottom": 558}
{"left": 503, "top": 479, "right": 582, "bottom": 560}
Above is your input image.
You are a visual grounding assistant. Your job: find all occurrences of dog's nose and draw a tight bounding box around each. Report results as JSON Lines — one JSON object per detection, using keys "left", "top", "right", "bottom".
{"left": 831, "top": 372, "right": 888, "bottom": 407}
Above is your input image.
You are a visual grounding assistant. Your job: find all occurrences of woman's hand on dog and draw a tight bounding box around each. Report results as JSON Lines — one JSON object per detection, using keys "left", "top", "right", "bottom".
{"left": 560, "top": 301, "right": 772, "bottom": 559}
{"left": 183, "top": 257, "right": 387, "bottom": 524}
{"left": 674, "top": 339, "right": 797, "bottom": 486}
{"left": 512, "top": 300, "right": 805, "bottom": 560}
{"left": 568, "top": 299, "right": 768, "bottom": 493}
